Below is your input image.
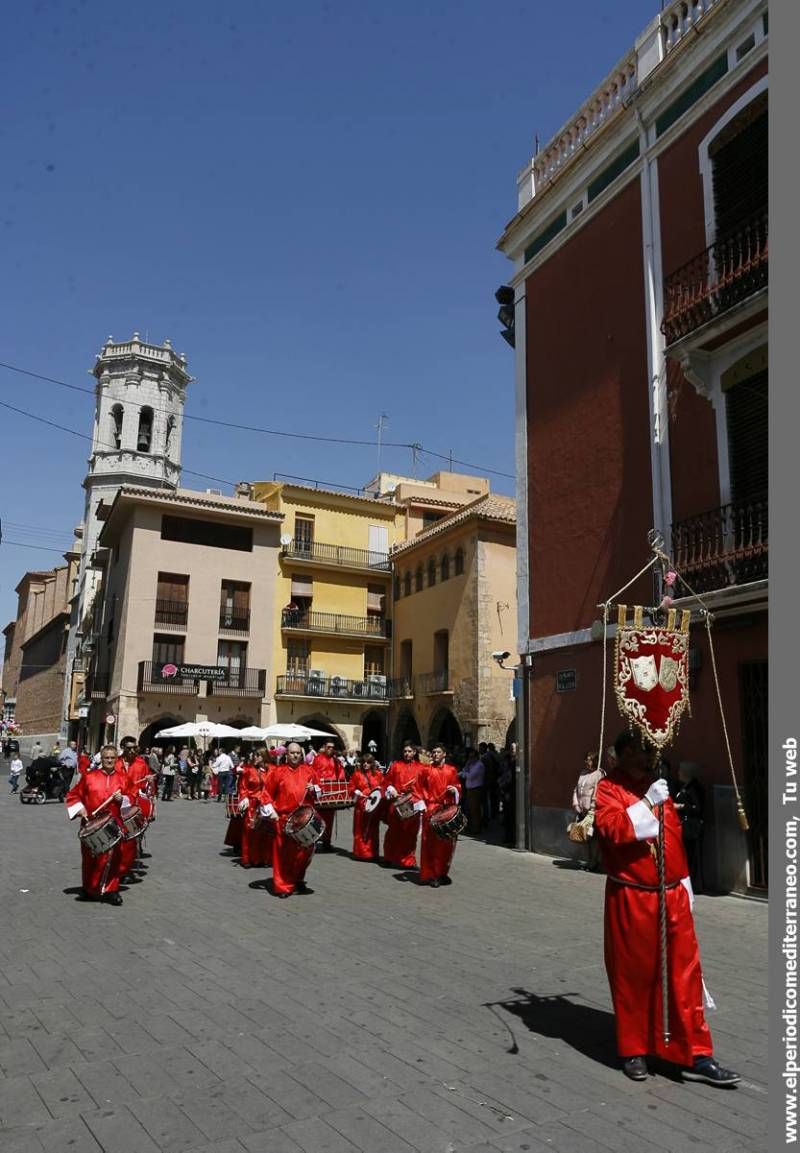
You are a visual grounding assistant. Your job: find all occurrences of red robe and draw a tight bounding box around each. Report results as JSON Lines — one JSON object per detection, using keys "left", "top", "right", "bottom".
{"left": 594, "top": 769, "right": 714, "bottom": 1066}
{"left": 349, "top": 767, "right": 384, "bottom": 861}
{"left": 238, "top": 764, "right": 272, "bottom": 867}
{"left": 65, "top": 766, "right": 132, "bottom": 896}
{"left": 382, "top": 759, "right": 422, "bottom": 868}
{"left": 261, "top": 763, "right": 318, "bottom": 895}
{"left": 117, "top": 756, "right": 152, "bottom": 875}
{"left": 417, "top": 763, "right": 461, "bottom": 883}
{"left": 312, "top": 753, "right": 345, "bottom": 845}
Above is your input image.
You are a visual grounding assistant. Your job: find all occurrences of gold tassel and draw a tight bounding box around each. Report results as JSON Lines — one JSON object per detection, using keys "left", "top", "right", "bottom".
{"left": 666, "top": 608, "right": 677, "bottom": 631}
{"left": 736, "top": 797, "right": 750, "bottom": 832}
{"left": 618, "top": 604, "right": 628, "bottom": 629}
{"left": 633, "top": 604, "right": 643, "bottom": 629}
{"left": 680, "top": 609, "right": 691, "bottom": 633}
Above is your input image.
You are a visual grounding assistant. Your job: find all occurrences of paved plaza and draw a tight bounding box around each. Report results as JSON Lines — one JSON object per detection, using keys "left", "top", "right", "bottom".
{"left": 0, "top": 788, "right": 767, "bottom": 1153}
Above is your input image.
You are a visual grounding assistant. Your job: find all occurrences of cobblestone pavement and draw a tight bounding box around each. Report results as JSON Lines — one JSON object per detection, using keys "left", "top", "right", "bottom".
{"left": 0, "top": 788, "right": 767, "bottom": 1153}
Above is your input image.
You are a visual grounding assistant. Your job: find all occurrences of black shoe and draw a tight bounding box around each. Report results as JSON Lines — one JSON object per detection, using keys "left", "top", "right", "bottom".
{"left": 683, "top": 1057, "right": 741, "bottom": 1087}
{"left": 623, "top": 1056, "right": 648, "bottom": 1081}
{"left": 104, "top": 893, "right": 123, "bottom": 907}
{"left": 295, "top": 881, "right": 311, "bottom": 894}
{"left": 277, "top": 892, "right": 291, "bottom": 899}
{"left": 429, "top": 879, "right": 441, "bottom": 888}
{"left": 439, "top": 875, "right": 452, "bottom": 886}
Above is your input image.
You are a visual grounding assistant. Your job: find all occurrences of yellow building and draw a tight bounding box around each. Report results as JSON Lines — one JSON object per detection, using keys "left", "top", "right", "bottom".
{"left": 389, "top": 493, "right": 517, "bottom": 756}
{"left": 251, "top": 480, "right": 402, "bottom": 753}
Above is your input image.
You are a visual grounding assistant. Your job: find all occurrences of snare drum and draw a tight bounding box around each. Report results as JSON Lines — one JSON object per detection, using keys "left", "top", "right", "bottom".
{"left": 121, "top": 805, "right": 147, "bottom": 841}
{"left": 364, "top": 788, "right": 384, "bottom": 815}
{"left": 79, "top": 813, "right": 123, "bottom": 857}
{"left": 285, "top": 805, "right": 325, "bottom": 847}
{"left": 225, "top": 794, "right": 241, "bottom": 819}
{"left": 393, "top": 792, "right": 417, "bottom": 821}
{"left": 429, "top": 804, "right": 467, "bottom": 840}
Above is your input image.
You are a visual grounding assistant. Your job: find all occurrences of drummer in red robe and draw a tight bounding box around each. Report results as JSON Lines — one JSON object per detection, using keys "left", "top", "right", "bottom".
{"left": 65, "top": 743, "right": 131, "bottom": 905}
{"left": 117, "top": 738, "right": 153, "bottom": 879}
{"left": 260, "top": 741, "right": 321, "bottom": 898}
{"left": 382, "top": 741, "right": 423, "bottom": 869}
{"left": 416, "top": 743, "right": 461, "bottom": 886}
{"left": 349, "top": 753, "right": 384, "bottom": 862}
{"left": 594, "top": 729, "right": 740, "bottom": 1086}
{"left": 237, "top": 749, "right": 273, "bottom": 868}
{"left": 311, "top": 739, "right": 345, "bottom": 851}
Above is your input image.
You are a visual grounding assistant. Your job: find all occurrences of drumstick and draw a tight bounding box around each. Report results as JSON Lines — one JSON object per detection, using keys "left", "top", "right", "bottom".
{"left": 91, "top": 792, "right": 122, "bottom": 818}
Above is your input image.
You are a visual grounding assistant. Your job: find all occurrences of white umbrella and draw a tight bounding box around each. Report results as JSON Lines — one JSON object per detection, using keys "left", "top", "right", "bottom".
{"left": 260, "top": 722, "right": 334, "bottom": 741}
{"left": 235, "top": 726, "right": 271, "bottom": 740}
{"left": 155, "top": 722, "right": 241, "bottom": 739}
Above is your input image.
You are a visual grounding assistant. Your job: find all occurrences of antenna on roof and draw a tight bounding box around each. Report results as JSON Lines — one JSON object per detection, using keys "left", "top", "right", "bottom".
{"left": 410, "top": 442, "right": 422, "bottom": 479}
{"left": 375, "top": 412, "right": 388, "bottom": 476}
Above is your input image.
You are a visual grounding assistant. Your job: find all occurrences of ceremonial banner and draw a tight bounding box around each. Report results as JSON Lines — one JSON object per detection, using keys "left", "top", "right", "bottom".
{"left": 614, "top": 607, "right": 691, "bottom": 748}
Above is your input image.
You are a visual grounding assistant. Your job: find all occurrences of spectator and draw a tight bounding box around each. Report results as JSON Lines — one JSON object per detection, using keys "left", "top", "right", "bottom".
{"left": 32, "top": 741, "right": 43, "bottom": 761}
{"left": 214, "top": 746, "right": 234, "bottom": 799}
{"left": 147, "top": 746, "right": 162, "bottom": 778}
{"left": 9, "top": 752, "right": 23, "bottom": 793}
{"left": 480, "top": 742, "right": 501, "bottom": 825}
{"left": 498, "top": 744, "right": 516, "bottom": 846}
{"left": 177, "top": 746, "right": 190, "bottom": 798}
{"left": 571, "top": 751, "right": 603, "bottom": 872}
{"left": 674, "top": 762, "right": 705, "bottom": 892}
{"left": 460, "top": 748, "right": 486, "bottom": 835}
{"left": 200, "top": 758, "right": 213, "bottom": 800}
{"left": 186, "top": 749, "right": 201, "bottom": 799}
{"left": 161, "top": 745, "right": 177, "bottom": 801}
{"left": 58, "top": 740, "right": 79, "bottom": 787}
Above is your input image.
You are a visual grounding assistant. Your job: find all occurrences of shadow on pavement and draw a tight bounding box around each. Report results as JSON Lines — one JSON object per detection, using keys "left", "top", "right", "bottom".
{"left": 484, "top": 987, "right": 618, "bottom": 1069}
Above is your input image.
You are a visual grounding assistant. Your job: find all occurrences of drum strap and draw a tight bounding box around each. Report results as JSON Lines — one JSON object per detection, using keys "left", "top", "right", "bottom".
{"left": 607, "top": 876, "right": 680, "bottom": 892}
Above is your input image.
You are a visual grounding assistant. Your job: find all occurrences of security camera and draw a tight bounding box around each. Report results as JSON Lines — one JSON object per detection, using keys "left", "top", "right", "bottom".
{"left": 492, "top": 650, "right": 511, "bottom": 663}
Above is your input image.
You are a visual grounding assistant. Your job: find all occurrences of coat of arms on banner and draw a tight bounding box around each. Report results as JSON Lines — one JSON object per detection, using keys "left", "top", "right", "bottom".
{"left": 614, "top": 607, "right": 691, "bottom": 748}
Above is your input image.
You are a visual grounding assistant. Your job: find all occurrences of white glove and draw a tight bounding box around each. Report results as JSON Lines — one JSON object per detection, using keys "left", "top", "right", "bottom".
{"left": 67, "top": 801, "right": 87, "bottom": 820}
{"left": 644, "top": 778, "right": 670, "bottom": 807}
{"left": 259, "top": 803, "right": 277, "bottom": 820}
{"left": 353, "top": 789, "right": 364, "bottom": 798}
{"left": 310, "top": 784, "right": 322, "bottom": 798}
{"left": 238, "top": 798, "right": 249, "bottom": 813}
{"left": 412, "top": 800, "right": 426, "bottom": 813}
{"left": 385, "top": 785, "right": 398, "bottom": 800}
{"left": 680, "top": 875, "right": 695, "bottom": 911}
{"left": 447, "top": 785, "right": 460, "bottom": 804}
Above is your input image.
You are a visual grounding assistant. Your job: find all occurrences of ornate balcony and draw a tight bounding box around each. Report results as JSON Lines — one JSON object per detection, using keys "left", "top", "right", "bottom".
{"left": 276, "top": 673, "right": 389, "bottom": 704}
{"left": 661, "top": 212, "right": 768, "bottom": 346}
{"left": 138, "top": 661, "right": 200, "bottom": 695}
{"left": 281, "top": 539, "right": 390, "bottom": 573}
{"left": 417, "top": 670, "right": 452, "bottom": 695}
{"left": 154, "top": 599, "right": 188, "bottom": 628}
{"left": 387, "top": 676, "right": 414, "bottom": 700}
{"left": 281, "top": 609, "right": 390, "bottom": 640}
{"left": 219, "top": 608, "right": 250, "bottom": 635}
{"left": 670, "top": 498, "right": 768, "bottom": 594}
{"left": 208, "top": 666, "right": 266, "bottom": 697}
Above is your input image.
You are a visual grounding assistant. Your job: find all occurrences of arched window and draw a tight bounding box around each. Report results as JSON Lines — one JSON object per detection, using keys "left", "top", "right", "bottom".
{"left": 403, "top": 571, "right": 411, "bottom": 597}
{"left": 440, "top": 553, "right": 450, "bottom": 582}
{"left": 427, "top": 558, "right": 436, "bottom": 588}
{"left": 137, "top": 406, "right": 154, "bottom": 452}
{"left": 110, "top": 404, "right": 123, "bottom": 449}
{"left": 454, "top": 547, "right": 464, "bottom": 575}
{"left": 415, "top": 565, "right": 424, "bottom": 593}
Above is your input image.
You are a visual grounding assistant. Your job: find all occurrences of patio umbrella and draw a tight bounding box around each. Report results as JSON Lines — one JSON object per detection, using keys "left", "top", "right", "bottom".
{"left": 259, "top": 723, "right": 334, "bottom": 741}
{"left": 235, "top": 726, "right": 271, "bottom": 740}
{"left": 155, "top": 722, "right": 242, "bottom": 739}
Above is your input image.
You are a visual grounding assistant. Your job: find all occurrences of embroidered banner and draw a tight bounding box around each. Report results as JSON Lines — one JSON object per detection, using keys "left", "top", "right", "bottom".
{"left": 614, "top": 607, "right": 691, "bottom": 748}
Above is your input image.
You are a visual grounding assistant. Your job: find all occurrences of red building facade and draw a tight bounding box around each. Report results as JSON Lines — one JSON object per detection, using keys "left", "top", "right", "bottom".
{"left": 499, "top": 0, "right": 767, "bottom": 893}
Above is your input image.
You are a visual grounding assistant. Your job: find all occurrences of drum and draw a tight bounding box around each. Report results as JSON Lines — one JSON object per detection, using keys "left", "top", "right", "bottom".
{"left": 430, "top": 804, "right": 468, "bottom": 840}
{"left": 364, "top": 788, "right": 383, "bottom": 814}
{"left": 285, "top": 805, "right": 325, "bottom": 847}
{"left": 79, "top": 813, "right": 123, "bottom": 857}
{"left": 225, "top": 794, "right": 241, "bottom": 819}
{"left": 393, "top": 792, "right": 417, "bottom": 821}
{"left": 121, "top": 805, "right": 147, "bottom": 842}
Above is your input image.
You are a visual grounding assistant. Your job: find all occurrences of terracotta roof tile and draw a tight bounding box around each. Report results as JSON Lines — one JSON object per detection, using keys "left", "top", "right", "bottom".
{"left": 391, "top": 493, "right": 516, "bottom": 554}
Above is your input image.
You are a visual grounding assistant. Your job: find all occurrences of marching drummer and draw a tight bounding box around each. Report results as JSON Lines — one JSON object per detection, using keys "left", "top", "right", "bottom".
{"left": 348, "top": 752, "right": 384, "bottom": 862}
{"left": 117, "top": 738, "right": 153, "bottom": 880}
{"left": 237, "top": 748, "right": 272, "bottom": 869}
{"left": 382, "top": 741, "right": 424, "bottom": 869}
{"left": 64, "top": 743, "right": 131, "bottom": 905}
{"left": 311, "top": 739, "right": 345, "bottom": 852}
{"left": 416, "top": 743, "right": 461, "bottom": 887}
{"left": 259, "top": 741, "right": 322, "bottom": 899}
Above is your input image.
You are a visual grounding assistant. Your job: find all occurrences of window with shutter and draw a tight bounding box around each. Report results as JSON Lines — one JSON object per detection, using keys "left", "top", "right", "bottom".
{"left": 725, "top": 369, "right": 767, "bottom": 506}
{"left": 711, "top": 99, "right": 767, "bottom": 238}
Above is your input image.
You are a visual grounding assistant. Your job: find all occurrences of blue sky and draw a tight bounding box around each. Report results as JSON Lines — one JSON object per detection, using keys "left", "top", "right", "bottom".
{"left": 1, "top": 0, "right": 657, "bottom": 628}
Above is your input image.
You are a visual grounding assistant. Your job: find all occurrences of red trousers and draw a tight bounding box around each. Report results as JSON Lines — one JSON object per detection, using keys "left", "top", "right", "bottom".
{"left": 383, "top": 809, "right": 419, "bottom": 868}
{"left": 224, "top": 816, "right": 243, "bottom": 851}
{"left": 418, "top": 817, "right": 456, "bottom": 882}
{"left": 241, "top": 818, "right": 272, "bottom": 867}
{"left": 80, "top": 842, "right": 123, "bottom": 896}
{"left": 352, "top": 805, "right": 380, "bottom": 860}
{"left": 320, "top": 809, "right": 335, "bottom": 845}
{"left": 271, "top": 824, "right": 313, "bottom": 895}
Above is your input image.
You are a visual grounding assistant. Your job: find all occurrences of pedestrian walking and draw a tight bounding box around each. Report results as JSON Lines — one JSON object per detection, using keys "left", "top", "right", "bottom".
{"left": 9, "top": 753, "right": 23, "bottom": 793}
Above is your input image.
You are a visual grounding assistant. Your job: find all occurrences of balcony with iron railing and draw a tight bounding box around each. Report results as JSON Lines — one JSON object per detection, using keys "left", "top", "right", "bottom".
{"left": 276, "top": 672, "right": 389, "bottom": 703}
{"left": 88, "top": 670, "right": 110, "bottom": 700}
{"left": 154, "top": 599, "right": 188, "bottom": 628}
{"left": 138, "top": 661, "right": 200, "bottom": 695}
{"left": 208, "top": 666, "right": 266, "bottom": 697}
{"left": 670, "top": 497, "right": 768, "bottom": 594}
{"left": 387, "top": 676, "right": 414, "bottom": 699}
{"left": 661, "top": 212, "right": 768, "bottom": 346}
{"left": 281, "top": 538, "right": 391, "bottom": 573}
{"left": 417, "top": 670, "right": 453, "bottom": 695}
{"left": 219, "top": 608, "right": 250, "bottom": 635}
{"left": 281, "top": 609, "right": 390, "bottom": 640}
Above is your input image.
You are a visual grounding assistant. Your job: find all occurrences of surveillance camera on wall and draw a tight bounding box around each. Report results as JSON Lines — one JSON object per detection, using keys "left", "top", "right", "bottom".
{"left": 492, "top": 650, "right": 511, "bottom": 663}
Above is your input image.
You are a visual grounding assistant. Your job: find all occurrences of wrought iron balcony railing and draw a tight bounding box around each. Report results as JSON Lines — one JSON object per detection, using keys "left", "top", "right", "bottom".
{"left": 88, "top": 670, "right": 109, "bottom": 700}
{"left": 281, "top": 609, "right": 390, "bottom": 638}
{"left": 282, "top": 538, "right": 391, "bottom": 571}
{"left": 219, "top": 608, "right": 250, "bottom": 633}
{"left": 276, "top": 673, "right": 389, "bottom": 701}
{"left": 138, "top": 661, "right": 200, "bottom": 694}
{"left": 208, "top": 666, "right": 266, "bottom": 697}
{"left": 417, "top": 670, "right": 452, "bottom": 694}
{"left": 670, "top": 497, "right": 768, "bottom": 594}
{"left": 154, "top": 599, "right": 188, "bottom": 627}
{"left": 387, "top": 676, "right": 414, "bottom": 699}
{"left": 661, "top": 212, "right": 768, "bottom": 345}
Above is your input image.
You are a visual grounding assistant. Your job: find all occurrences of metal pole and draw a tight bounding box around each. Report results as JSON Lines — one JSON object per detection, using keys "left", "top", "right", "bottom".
{"left": 514, "top": 661, "right": 531, "bottom": 851}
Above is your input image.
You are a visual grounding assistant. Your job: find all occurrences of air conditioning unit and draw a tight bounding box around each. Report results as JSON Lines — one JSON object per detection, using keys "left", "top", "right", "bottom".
{"left": 307, "top": 669, "right": 323, "bottom": 679}
{"left": 367, "top": 674, "right": 387, "bottom": 686}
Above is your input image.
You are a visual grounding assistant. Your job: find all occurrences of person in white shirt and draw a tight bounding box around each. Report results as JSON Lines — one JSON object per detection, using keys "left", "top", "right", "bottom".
{"left": 9, "top": 755, "right": 23, "bottom": 793}
{"left": 214, "top": 750, "right": 234, "bottom": 800}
